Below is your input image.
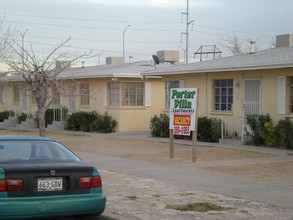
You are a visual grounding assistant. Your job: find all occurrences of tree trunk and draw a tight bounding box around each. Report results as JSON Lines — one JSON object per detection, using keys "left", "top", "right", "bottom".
{"left": 38, "top": 107, "right": 46, "bottom": 137}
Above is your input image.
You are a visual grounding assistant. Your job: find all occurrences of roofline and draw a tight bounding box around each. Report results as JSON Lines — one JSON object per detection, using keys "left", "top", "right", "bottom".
{"left": 143, "top": 63, "right": 293, "bottom": 76}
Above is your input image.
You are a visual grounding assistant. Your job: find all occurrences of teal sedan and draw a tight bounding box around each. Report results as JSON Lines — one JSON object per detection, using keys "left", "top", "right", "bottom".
{"left": 0, "top": 136, "right": 106, "bottom": 219}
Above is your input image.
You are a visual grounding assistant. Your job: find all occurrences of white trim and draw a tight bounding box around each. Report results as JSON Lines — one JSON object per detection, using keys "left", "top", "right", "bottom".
{"left": 278, "top": 76, "right": 286, "bottom": 114}
{"left": 103, "top": 82, "right": 107, "bottom": 107}
{"left": 145, "top": 82, "right": 151, "bottom": 107}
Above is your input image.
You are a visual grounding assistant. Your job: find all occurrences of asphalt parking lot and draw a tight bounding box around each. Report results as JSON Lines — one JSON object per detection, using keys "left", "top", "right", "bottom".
{"left": 1, "top": 129, "right": 293, "bottom": 220}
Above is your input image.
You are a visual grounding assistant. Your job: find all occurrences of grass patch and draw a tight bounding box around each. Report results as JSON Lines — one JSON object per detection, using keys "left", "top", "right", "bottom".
{"left": 179, "top": 192, "right": 197, "bottom": 196}
{"left": 165, "top": 202, "right": 235, "bottom": 212}
{"left": 152, "top": 194, "right": 162, "bottom": 198}
{"left": 125, "top": 195, "right": 138, "bottom": 201}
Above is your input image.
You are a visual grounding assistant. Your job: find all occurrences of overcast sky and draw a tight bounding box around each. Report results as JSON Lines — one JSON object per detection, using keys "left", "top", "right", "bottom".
{"left": 0, "top": 0, "right": 292, "bottom": 68}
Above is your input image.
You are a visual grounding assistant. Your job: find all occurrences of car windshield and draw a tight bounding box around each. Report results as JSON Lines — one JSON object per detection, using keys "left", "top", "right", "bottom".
{"left": 0, "top": 140, "right": 81, "bottom": 163}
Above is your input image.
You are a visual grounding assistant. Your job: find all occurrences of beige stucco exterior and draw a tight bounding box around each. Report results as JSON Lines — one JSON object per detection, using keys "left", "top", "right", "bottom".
{"left": 1, "top": 64, "right": 293, "bottom": 135}
{"left": 0, "top": 76, "right": 167, "bottom": 132}
{"left": 159, "top": 67, "right": 293, "bottom": 137}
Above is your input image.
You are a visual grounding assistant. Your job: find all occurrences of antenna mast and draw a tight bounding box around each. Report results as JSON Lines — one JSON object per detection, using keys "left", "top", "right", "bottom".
{"left": 181, "top": 0, "right": 193, "bottom": 64}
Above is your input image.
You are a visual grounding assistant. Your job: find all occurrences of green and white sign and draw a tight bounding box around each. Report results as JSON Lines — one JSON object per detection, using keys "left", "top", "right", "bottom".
{"left": 169, "top": 88, "right": 198, "bottom": 136}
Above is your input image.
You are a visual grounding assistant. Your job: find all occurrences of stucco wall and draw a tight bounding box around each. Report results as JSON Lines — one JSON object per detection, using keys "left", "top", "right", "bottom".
{"left": 161, "top": 68, "right": 293, "bottom": 136}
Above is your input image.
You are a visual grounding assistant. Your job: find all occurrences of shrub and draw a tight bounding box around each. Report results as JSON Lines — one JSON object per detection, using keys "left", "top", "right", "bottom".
{"left": 66, "top": 111, "right": 98, "bottom": 132}
{"left": 150, "top": 113, "right": 169, "bottom": 137}
{"left": 246, "top": 114, "right": 271, "bottom": 146}
{"left": 0, "top": 110, "right": 9, "bottom": 122}
{"left": 261, "top": 121, "right": 278, "bottom": 147}
{"left": 45, "top": 109, "right": 54, "bottom": 127}
{"left": 90, "top": 112, "right": 117, "bottom": 133}
{"left": 276, "top": 117, "right": 293, "bottom": 149}
{"left": 197, "top": 117, "right": 221, "bottom": 142}
{"left": 18, "top": 113, "right": 27, "bottom": 123}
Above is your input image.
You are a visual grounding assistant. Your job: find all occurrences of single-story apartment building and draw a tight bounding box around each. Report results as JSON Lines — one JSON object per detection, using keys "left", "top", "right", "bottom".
{"left": 142, "top": 34, "right": 293, "bottom": 140}
{"left": 0, "top": 35, "right": 292, "bottom": 140}
{"left": 0, "top": 60, "right": 174, "bottom": 132}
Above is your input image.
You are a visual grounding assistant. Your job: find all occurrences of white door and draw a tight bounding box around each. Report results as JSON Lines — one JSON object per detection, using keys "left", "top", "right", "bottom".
{"left": 242, "top": 79, "right": 261, "bottom": 138}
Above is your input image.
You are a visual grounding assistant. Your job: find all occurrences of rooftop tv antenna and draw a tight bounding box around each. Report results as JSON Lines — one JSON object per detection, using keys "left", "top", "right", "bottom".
{"left": 194, "top": 45, "right": 222, "bottom": 61}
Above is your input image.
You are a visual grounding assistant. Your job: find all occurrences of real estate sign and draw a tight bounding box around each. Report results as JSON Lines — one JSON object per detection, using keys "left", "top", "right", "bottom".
{"left": 169, "top": 88, "right": 198, "bottom": 136}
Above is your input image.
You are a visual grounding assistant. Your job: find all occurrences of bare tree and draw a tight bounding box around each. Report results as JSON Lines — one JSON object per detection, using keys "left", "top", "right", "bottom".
{"left": 0, "top": 13, "right": 14, "bottom": 76}
{"left": 1, "top": 31, "right": 93, "bottom": 136}
{"left": 221, "top": 34, "right": 244, "bottom": 56}
{"left": 221, "top": 34, "right": 263, "bottom": 56}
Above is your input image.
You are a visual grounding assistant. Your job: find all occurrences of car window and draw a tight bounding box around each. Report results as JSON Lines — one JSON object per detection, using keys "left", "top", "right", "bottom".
{"left": 0, "top": 140, "right": 80, "bottom": 163}
{"left": 0, "top": 142, "right": 32, "bottom": 161}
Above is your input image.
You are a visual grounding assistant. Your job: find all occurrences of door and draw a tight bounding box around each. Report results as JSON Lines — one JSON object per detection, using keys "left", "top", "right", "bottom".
{"left": 242, "top": 79, "right": 261, "bottom": 139}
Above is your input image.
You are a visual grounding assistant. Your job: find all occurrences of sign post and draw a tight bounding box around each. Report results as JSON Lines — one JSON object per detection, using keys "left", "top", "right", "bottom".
{"left": 169, "top": 88, "right": 198, "bottom": 162}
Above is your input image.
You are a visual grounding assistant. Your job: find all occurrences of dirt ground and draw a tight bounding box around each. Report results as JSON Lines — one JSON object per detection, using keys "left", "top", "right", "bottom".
{"left": 1, "top": 129, "right": 292, "bottom": 181}
{"left": 1, "top": 129, "right": 293, "bottom": 219}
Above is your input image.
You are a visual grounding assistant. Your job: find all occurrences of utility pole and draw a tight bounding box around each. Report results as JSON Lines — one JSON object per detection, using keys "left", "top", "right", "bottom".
{"left": 181, "top": 0, "right": 193, "bottom": 64}
{"left": 98, "top": 50, "right": 104, "bottom": 65}
{"left": 123, "top": 25, "right": 130, "bottom": 63}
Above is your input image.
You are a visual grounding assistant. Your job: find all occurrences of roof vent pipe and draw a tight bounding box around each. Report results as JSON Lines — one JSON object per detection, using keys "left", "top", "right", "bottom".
{"left": 250, "top": 40, "right": 256, "bottom": 54}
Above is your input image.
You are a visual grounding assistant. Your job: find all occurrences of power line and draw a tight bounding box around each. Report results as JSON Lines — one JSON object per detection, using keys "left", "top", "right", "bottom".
{"left": 2, "top": 12, "right": 182, "bottom": 25}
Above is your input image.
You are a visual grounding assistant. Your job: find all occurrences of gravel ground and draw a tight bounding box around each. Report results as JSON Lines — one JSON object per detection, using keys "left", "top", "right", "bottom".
{"left": 101, "top": 170, "right": 293, "bottom": 220}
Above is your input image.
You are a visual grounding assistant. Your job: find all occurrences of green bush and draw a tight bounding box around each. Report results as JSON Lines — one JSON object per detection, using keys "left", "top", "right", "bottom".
{"left": 246, "top": 114, "right": 271, "bottom": 146}
{"left": 149, "top": 114, "right": 221, "bottom": 142}
{"left": 0, "top": 110, "right": 10, "bottom": 122}
{"left": 90, "top": 112, "right": 117, "bottom": 133}
{"left": 276, "top": 117, "right": 293, "bottom": 149}
{"left": 150, "top": 113, "right": 169, "bottom": 137}
{"left": 18, "top": 113, "right": 28, "bottom": 123}
{"left": 261, "top": 121, "right": 278, "bottom": 147}
{"left": 197, "top": 117, "right": 221, "bottom": 142}
{"left": 45, "top": 109, "right": 54, "bottom": 127}
{"left": 66, "top": 111, "right": 98, "bottom": 132}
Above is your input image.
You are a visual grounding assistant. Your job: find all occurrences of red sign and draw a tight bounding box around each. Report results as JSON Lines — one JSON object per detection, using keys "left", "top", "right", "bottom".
{"left": 173, "top": 115, "right": 191, "bottom": 126}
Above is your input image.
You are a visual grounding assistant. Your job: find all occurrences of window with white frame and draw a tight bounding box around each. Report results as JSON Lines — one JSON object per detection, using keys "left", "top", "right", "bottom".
{"left": 109, "top": 82, "right": 120, "bottom": 106}
{"left": 122, "top": 83, "right": 143, "bottom": 106}
{"left": 213, "top": 79, "right": 233, "bottom": 111}
{"left": 80, "top": 83, "right": 89, "bottom": 106}
{"left": 109, "top": 82, "right": 144, "bottom": 106}
{"left": 165, "top": 81, "right": 180, "bottom": 109}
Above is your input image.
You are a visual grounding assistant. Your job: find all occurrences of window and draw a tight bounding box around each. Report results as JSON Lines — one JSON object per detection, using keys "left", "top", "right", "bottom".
{"left": 52, "top": 86, "right": 61, "bottom": 105}
{"left": 31, "top": 91, "right": 37, "bottom": 104}
{"left": 109, "top": 82, "right": 120, "bottom": 106}
{"left": 122, "top": 83, "right": 144, "bottom": 106}
{"left": 213, "top": 79, "right": 233, "bottom": 111}
{"left": 109, "top": 82, "right": 144, "bottom": 106}
{"left": 289, "top": 77, "right": 293, "bottom": 113}
{"left": 80, "top": 83, "right": 89, "bottom": 106}
{"left": 165, "top": 81, "right": 180, "bottom": 109}
{"left": 13, "top": 86, "right": 20, "bottom": 104}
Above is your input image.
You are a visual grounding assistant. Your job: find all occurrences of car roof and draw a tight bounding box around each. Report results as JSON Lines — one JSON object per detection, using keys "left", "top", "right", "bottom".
{"left": 0, "top": 135, "right": 53, "bottom": 141}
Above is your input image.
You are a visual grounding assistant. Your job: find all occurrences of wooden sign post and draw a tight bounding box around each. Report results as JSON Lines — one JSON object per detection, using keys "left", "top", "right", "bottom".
{"left": 169, "top": 88, "right": 198, "bottom": 162}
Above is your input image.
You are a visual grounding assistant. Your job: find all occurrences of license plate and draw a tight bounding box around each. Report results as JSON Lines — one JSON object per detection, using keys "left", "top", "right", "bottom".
{"left": 37, "top": 177, "right": 63, "bottom": 192}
